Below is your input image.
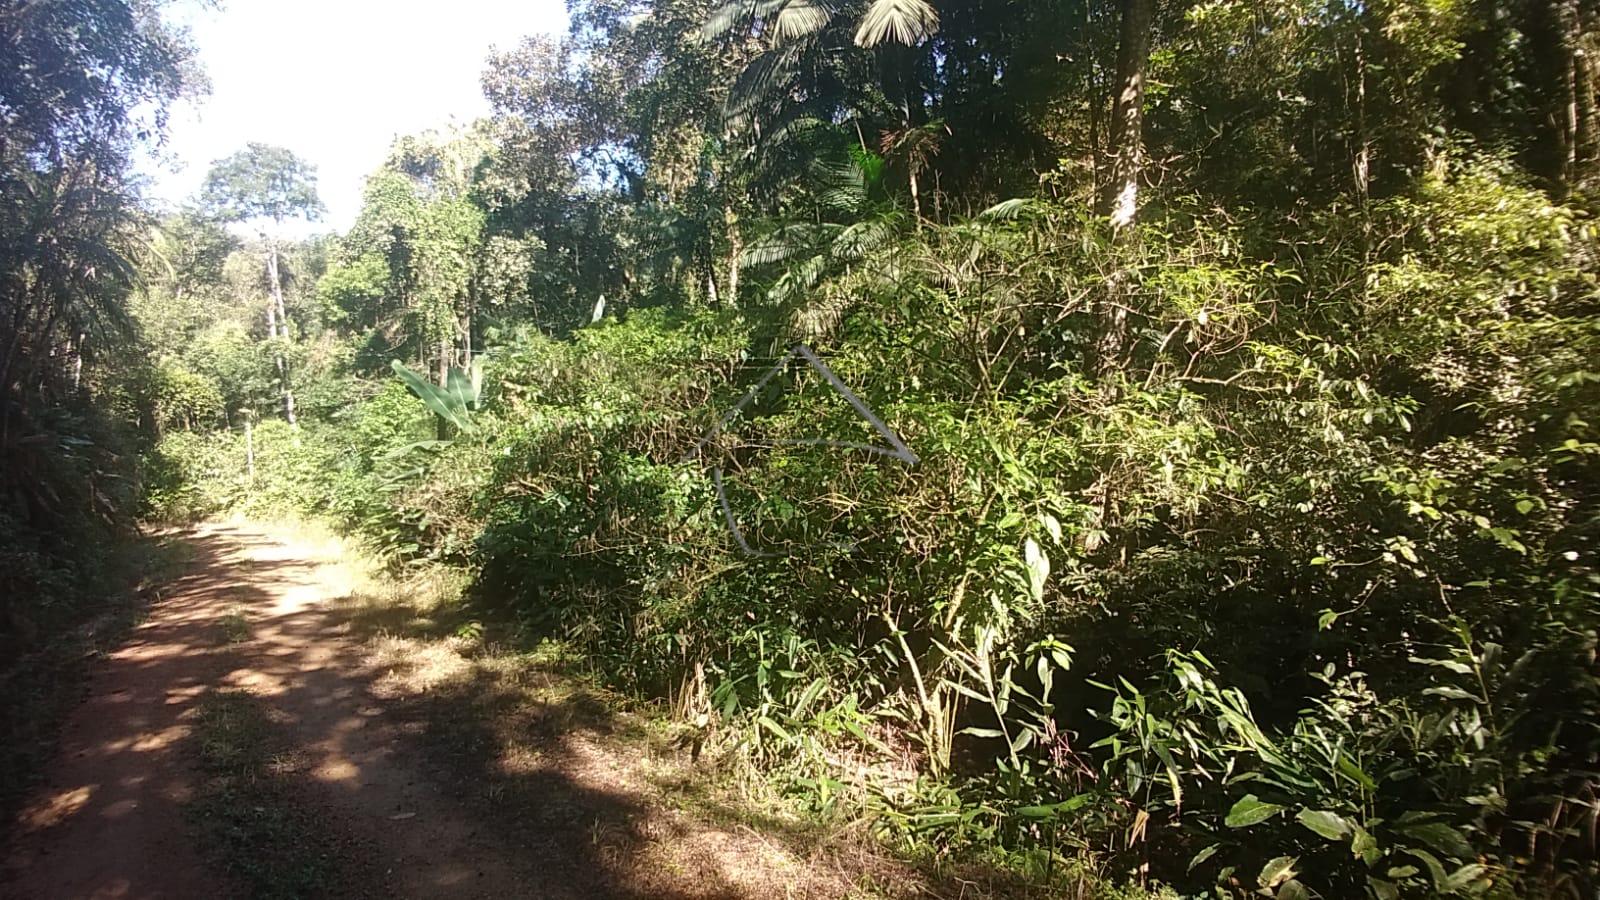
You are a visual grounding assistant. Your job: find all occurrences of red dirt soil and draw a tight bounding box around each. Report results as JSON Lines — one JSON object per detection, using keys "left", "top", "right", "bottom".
{"left": 1, "top": 523, "right": 883, "bottom": 900}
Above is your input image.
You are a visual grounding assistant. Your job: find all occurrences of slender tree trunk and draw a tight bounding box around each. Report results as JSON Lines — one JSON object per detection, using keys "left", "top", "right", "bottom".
{"left": 909, "top": 166, "right": 923, "bottom": 229}
{"left": 462, "top": 290, "right": 475, "bottom": 371}
{"left": 1100, "top": 0, "right": 1153, "bottom": 232}
{"left": 1353, "top": 16, "right": 1372, "bottom": 202}
{"left": 724, "top": 204, "right": 742, "bottom": 308}
{"left": 1574, "top": 1, "right": 1599, "bottom": 190}
{"left": 436, "top": 335, "right": 451, "bottom": 441}
{"left": 70, "top": 332, "right": 83, "bottom": 391}
{"left": 264, "top": 238, "right": 296, "bottom": 425}
{"left": 1095, "top": 0, "right": 1154, "bottom": 380}
{"left": 244, "top": 413, "right": 256, "bottom": 481}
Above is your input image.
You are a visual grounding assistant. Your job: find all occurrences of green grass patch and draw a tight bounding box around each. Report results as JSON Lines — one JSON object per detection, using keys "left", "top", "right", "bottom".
{"left": 188, "top": 689, "right": 343, "bottom": 900}
{"left": 218, "top": 607, "right": 250, "bottom": 643}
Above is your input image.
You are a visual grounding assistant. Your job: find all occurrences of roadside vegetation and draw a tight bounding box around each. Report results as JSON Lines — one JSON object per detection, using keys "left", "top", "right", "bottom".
{"left": 5, "top": 0, "right": 1600, "bottom": 897}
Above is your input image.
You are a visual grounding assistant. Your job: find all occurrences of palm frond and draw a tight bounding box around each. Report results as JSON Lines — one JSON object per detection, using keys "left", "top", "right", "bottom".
{"left": 818, "top": 185, "right": 869, "bottom": 217}
{"left": 740, "top": 223, "right": 834, "bottom": 266}
{"left": 757, "top": 115, "right": 829, "bottom": 154}
{"left": 786, "top": 282, "right": 851, "bottom": 340}
{"left": 701, "top": 0, "right": 759, "bottom": 42}
{"left": 853, "top": 0, "right": 938, "bottom": 47}
{"left": 977, "top": 198, "right": 1043, "bottom": 221}
{"left": 812, "top": 156, "right": 869, "bottom": 216}
{"left": 773, "top": 0, "right": 834, "bottom": 40}
{"left": 830, "top": 219, "right": 897, "bottom": 261}
{"left": 769, "top": 253, "right": 832, "bottom": 305}
{"left": 725, "top": 45, "right": 802, "bottom": 118}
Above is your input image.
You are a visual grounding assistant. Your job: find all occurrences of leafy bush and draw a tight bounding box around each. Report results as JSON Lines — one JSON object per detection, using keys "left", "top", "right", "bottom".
{"left": 140, "top": 159, "right": 1598, "bottom": 896}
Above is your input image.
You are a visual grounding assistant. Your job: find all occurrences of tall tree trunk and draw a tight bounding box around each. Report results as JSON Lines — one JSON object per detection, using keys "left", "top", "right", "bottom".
{"left": 909, "top": 165, "right": 924, "bottom": 229}
{"left": 436, "top": 336, "right": 451, "bottom": 441}
{"left": 1099, "top": 0, "right": 1154, "bottom": 233}
{"left": 264, "top": 239, "right": 296, "bottom": 425}
{"left": 1535, "top": 0, "right": 1598, "bottom": 195}
{"left": 1352, "top": 16, "right": 1372, "bottom": 202}
{"left": 244, "top": 413, "right": 256, "bottom": 481}
{"left": 724, "top": 204, "right": 742, "bottom": 308}
{"left": 1574, "top": 1, "right": 1599, "bottom": 190}
{"left": 1095, "top": 0, "right": 1154, "bottom": 380}
{"left": 69, "top": 332, "right": 83, "bottom": 391}
{"left": 462, "top": 289, "right": 475, "bottom": 371}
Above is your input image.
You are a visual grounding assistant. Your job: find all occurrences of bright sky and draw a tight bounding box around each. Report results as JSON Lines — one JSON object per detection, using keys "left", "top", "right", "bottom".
{"left": 141, "top": 0, "right": 569, "bottom": 234}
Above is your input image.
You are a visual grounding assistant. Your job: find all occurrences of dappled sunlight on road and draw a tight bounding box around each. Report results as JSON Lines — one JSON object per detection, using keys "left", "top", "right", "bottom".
{"left": 2, "top": 524, "right": 300, "bottom": 899}
{"left": 3, "top": 521, "right": 872, "bottom": 899}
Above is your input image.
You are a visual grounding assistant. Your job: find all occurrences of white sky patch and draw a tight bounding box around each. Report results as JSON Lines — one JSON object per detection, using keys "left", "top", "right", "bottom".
{"left": 139, "top": 0, "right": 569, "bottom": 235}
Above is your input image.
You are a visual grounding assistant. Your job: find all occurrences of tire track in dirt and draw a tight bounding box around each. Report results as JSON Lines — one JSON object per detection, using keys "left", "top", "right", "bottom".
{"left": 1, "top": 524, "right": 589, "bottom": 899}
{"left": 2, "top": 522, "right": 897, "bottom": 900}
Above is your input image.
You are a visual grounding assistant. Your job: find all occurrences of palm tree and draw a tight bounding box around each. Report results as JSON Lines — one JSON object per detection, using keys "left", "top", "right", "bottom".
{"left": 741, "top": 143, "right": 909, "bottom": 343}
{"left": 703, "top": 0, "right": 940, "bottom": 130}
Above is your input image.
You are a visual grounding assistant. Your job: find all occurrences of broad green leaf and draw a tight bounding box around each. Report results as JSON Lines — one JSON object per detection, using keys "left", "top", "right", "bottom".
{"left": 1226, "top": 794, "right": 1286, "bottom": 828}
{"left": 1444, "top": 863, "right": 1489, "bottom": 892}
{"left": 756, "top": 715, "right": 792, "bottom": 742}
{"left": 446, "top": 364, "right": 473, "bottom": 407}
{"left": 1278, "top": 879, "right": 1310, "bottom": 900}
{"left": 391, "top": 359, "right": 474, "bottom": 432}
{"left": 1016, "top": 795, "right": 1090, "bottom": 819}
{"left": 1401, "top": 821, "right": 1474, "bottom": 859}
{"left": 1351, "top": 824, "right": 1381, "bottom": 864}
{"left": 1410, "top": 656, "right": 1474, "bottom": 675}
{"left": 1257, "top": 855, "right": 1298, "bottom": 890}
{"left": 1187, "top": 843, "right": 1220, "bottom": 873}
{"left": 1297, "top": 808, "right": 1353, "bottom": 840}
{"left": 1023, "top": 538, "right": 1049, "bottom": 602}
{"left": 1405, "top": 847, "right": 1450, "bottom": 890}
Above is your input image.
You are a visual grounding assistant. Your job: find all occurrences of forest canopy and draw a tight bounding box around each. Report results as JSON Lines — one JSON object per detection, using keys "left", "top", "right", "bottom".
{"left": 4, "top": 0, "right": 1599, "bottom": 897}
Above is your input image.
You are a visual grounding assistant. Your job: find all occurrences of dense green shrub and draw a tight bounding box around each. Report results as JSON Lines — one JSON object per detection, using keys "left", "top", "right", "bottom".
{"left": 438, "top": 165, "right": 1596, "bottom": 895}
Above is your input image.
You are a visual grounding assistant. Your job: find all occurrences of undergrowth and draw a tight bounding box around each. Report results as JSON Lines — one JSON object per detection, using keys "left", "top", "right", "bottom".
{"left": 0, "top": 532, "right": 188, "bottom": 824}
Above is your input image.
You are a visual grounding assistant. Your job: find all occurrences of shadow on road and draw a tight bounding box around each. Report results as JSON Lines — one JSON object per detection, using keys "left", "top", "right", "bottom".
{"left": 1, "top": 524, "right": 779, "bottom": 899}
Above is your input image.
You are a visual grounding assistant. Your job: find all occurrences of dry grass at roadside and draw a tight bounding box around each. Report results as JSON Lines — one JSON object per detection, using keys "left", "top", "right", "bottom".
{"left": 244, "top": 517, "right": 1147, "bottom": 899}
{"left": 308, "top": 542, "right": 925, "bottom": 897}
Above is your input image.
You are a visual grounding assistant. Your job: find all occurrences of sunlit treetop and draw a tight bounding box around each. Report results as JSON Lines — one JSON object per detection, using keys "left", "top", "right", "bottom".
{"left": 201, "top": 143, "right": 326, "bottom": 228}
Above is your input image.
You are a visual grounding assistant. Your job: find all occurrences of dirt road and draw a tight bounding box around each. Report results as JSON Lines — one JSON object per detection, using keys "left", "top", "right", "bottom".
{"left": 1, "top": 523, "right": 863, "bottom": 900}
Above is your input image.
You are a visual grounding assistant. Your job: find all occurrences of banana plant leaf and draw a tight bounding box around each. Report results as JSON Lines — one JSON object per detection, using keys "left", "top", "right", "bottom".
{"left": 391, "top": 360, "right": 475, "bottom": 432}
